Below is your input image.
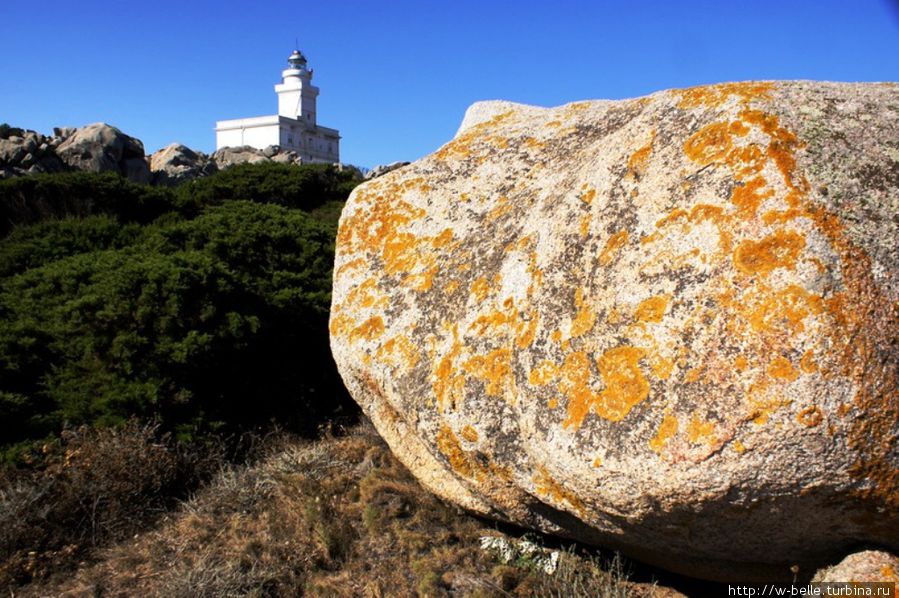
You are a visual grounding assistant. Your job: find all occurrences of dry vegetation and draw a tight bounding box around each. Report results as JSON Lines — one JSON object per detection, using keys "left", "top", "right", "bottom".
{"left": 2, "top": 422, "right": 681, "bottom": 597}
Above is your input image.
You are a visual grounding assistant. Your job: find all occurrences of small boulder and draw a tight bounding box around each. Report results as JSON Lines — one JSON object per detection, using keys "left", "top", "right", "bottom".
{"left": 149, "top": 143, "right": 217, "bottom": 186}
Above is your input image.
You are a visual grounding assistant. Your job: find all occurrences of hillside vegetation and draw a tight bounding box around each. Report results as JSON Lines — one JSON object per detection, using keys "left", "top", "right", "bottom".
{"left": 0, "top": 164, "right": 685, "bottom": 596}
{"left": 0, "top": 163, "right": 361, "bottom": 462}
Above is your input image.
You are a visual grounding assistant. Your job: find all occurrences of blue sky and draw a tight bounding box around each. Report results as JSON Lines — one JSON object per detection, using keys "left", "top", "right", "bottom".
{"left": 2, "top": 0, "right": 897, "bottom": 168}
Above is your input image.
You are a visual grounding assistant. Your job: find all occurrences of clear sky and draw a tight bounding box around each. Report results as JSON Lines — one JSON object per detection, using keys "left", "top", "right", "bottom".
{"left": 2, "top": 0, "right": 898, "bottom": 168}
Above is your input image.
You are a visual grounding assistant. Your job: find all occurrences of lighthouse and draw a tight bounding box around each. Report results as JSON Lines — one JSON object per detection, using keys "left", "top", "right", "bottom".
{"left": 275, "top": 50, "right": 318, "bottom": 124}
{"left": 214, "top": 50, "right": 340, "bottom": 163}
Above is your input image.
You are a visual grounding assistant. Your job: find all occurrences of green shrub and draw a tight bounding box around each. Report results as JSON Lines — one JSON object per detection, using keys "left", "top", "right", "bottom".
{"left": 0, "top": 171, "right": 176, "bottom": 237}
{"left": 0, "top": 215, "right": 144, "bottom": 278}
{"left": 173, "top": 162, "right": 361, "bottom": 214}
{"left": 0, "top": 201, "right": 353, "bottom": 453}
{"left": 0, "top": 162, "right": 363, "bottom": 457}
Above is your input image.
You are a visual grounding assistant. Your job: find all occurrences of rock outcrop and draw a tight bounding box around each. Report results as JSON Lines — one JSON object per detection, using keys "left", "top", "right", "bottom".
{"left": 55, "top": 123, "right": 151, "bottom": 183}
{"left": 2, "top": 123, "right": 344, "bottom": 184}
{"left": 330, "top": 81, "right": 899, "bottom": 581}
{"left": 149, "top": 143, "right": 217, "bottom": 186}
{"left": 0, "top": 129, "right": 66, "bottom": 178}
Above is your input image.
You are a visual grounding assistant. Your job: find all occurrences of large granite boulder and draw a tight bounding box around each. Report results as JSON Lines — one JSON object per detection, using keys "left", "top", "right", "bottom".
{"left": 149, "top": 143, "right": 217, "bottom": 186}
{"left": 56, "top": 123, "right": 150, "bottom": 183}
{"left": 330, "top": 81, "right": 899, "bottom": 581}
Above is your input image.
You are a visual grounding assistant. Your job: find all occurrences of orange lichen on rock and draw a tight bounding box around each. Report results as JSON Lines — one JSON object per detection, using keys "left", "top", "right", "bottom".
{"left": 746, "top": 284, "right": 824, "bottom": 334}
{"left": 460, "top": 425, "right": 479, "bottom": 443}
{"left": 580, "top": 185, "right": 597, "bottom": 204}
{"left": 335, "top": 256, "right": 365, "bottom": 277}
{"left": 329, "top": 312, "right": 355, "bottom": 338}
{"left": 560, "top": 352, "right": 596, "bottom": 429}
{"left": 733, "top": 229, "right": 806, "bottom": 276}
{"left": 800, "top": 349, "right": 818, "bottom": 374}
{"left": 431, "top": 228, "right": 455, "bottom": 248}
{"left": 731, "top": 177, "right": 774, "bottom": 217}
{"left": 376, "top": 334, "right": 420, "bottom": 371}
{"left": 515, "top": 311, "right": 540, "bottom": 349}
{"left": 579, "top": 214, "right": 591, "bottom": 238}
{"left": 462, "top": 348, "right": 513, "bottom": 399}
{"left": 432, "top": 325, "right": 465, "bottom": 411}
{"left": 487, "top": 196, "right": 513, "bottom": 222}
{"left": 599, "top": 230, "right": 629, "bottom": 266}
{"left": 687, "top": 412, "right": 718, "bottom": 447}
{"left": 598, "top": 348, "right": 650, "bottom": 420}
{"left": 627, "top": 131, "right": 655, "bottom": 179}
{"left": 345, "top": 277, "right": 388, "bottom": 310}
{"left": 433, "top": 110, "right": 514, "bottom": 161}
{"left": 437, "top": 425, "right": 487, "bottom": 481}
{"left": 649, "top": 356, "right": 674, "bottom": 380}
{"left": 768, "top": 356, "right": 800, "bottom": 382}
{"left": 656, "top": 208, "right": 688, "bottom": 229}
{"left": 649, "top": 412, "right": 679, "bottom": 453}
{"left": 349, "top": 316, "right": 385, "bottom": 344}
{"left": 570, "top": 288, "right": 596, "bottom": 337}
{"left": 762, "top": 207, "right": 803, "bottom": 225}
{"left": 533, "top": 466, "right": 585, "bottom": 514}
{"left": 683, "top": 121, "right": 748, "bottom": 165}
{"left": 675, "top": 81, "right": 774, "bottom": 109}
{"left": 797, "top": 405, "right": 823, "bottom": 427}
{"left": 634, "top": 295, "right": 670, "bottom": 323}
{"left": 470, "top": 277, "right": 490, "bottom": 302}
{"left": 528, "top": 360, "right": 559, "bottom": 386}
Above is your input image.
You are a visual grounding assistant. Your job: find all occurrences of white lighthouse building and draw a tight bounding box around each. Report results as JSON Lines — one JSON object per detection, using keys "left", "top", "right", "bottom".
{"left": 215, "top": 50, "right": 340, "bottom": 163}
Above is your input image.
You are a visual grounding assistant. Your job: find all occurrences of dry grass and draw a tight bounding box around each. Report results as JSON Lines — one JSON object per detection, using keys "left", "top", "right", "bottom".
{"left": 0, "top": 421, "right": 224, "bottom": 589}
{"left": 8, "top": 422, "right": 675, "bottom": 597}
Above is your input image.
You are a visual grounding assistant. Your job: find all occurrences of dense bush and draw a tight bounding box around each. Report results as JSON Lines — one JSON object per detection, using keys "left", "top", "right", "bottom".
{"left": 0, "top": 163, "right": 363, "bottom": 459}
{"left": 0, "top": 172, "right": 176, "bottom": 237}
{"left": 0, "top": 215, "right": 144, "bottom": 278}
{"left": 173, "top": 162, "right": 360, "bottom": 214}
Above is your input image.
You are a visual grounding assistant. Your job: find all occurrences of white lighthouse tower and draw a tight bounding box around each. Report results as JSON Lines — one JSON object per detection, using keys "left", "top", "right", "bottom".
{"left": 276, "top": 50, "right": 319, "bottom": 125}
{"left": 215, "top": 50, "right": 340, "bottom": 163}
